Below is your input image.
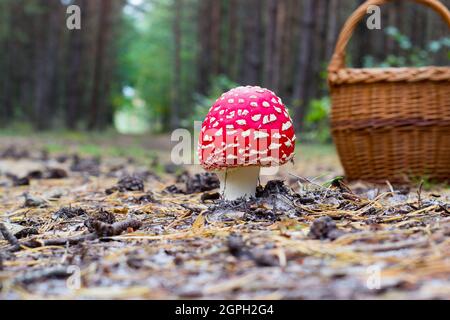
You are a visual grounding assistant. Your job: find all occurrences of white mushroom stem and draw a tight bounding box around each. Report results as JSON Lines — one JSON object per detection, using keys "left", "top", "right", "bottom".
{"left": 216, "top": 166, "right": 261, "bottom": 200}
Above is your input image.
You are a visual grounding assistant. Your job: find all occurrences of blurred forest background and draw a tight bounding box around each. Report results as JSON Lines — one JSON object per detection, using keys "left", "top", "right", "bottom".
{"left": 0, "top": 0, "right": 449, "bottom": 141}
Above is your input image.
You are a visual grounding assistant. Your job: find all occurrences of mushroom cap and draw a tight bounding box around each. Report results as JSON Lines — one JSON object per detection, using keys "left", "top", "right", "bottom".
{"left": 198, "top": 86, "right": 296, "bottom": 171}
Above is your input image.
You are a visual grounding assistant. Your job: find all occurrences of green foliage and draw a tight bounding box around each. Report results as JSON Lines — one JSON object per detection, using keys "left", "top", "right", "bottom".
{"left": 115, "top": 3, "right": 174, "bottom": 131}
{"left": 303, "top": 97, "right": 331, "bottom": 143}
{"left": 181, "top": 75, "right": 238, "bottom": 128}
{"left": 116, "top": 1, "right": 199, "bottom": 132}
{"left": 363, "top": 27, "right": 450, "bottom": 68}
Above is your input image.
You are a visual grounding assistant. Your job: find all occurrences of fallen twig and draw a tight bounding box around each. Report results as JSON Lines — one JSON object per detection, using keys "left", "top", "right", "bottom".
{"left": 417, "top": 180, "right": 424, "bottom": 209}
{"left": 4, "top": 219, "right": 142, "bottom": 252}
{"left": 289, "top": 173, "right": 325, "bottom": 190}
{"left": 91, "top": 219, "right": 142, "bottom": 237}
{"left": 13, "top": 266, "right": 71, "bottom": 284}
{"left": 7, "top": 233, "right": 98, "bottom": 252}
{"left": 0, "top": 223, "right": 20, "bottom": 247}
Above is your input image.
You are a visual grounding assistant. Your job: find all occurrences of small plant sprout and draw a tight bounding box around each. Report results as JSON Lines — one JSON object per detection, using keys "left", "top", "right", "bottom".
{"left": 198, "top": 86, "right": 296, "bottom": 200}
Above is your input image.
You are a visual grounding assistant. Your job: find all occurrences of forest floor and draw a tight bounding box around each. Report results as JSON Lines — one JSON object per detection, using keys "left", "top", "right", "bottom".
{"left": 0, "top": 133, "right": 449, "bottom": 299}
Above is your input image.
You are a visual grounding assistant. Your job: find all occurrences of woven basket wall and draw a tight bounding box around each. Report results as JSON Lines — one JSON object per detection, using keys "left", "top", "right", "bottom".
{"left": 328, "top": 0, "right": 450, "bottom": 183}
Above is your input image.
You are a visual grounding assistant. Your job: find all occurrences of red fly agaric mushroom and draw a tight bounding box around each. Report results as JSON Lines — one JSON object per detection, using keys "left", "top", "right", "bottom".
{"left": 198, "top": 86, "right": 296, "bottom": 200}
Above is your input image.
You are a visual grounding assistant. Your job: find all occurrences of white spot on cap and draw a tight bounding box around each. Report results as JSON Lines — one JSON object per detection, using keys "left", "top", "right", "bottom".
{"left": 204, "top": 135, "right": 213, "bottom": 142}
{"left": 215, "top": 128, "right": 223, "bottom": 136}
{"left": 226, "top": 124, "right": 234, "bottom": 129}
{"left": 252, "top": 114, "right": 261, "bottom": 121}
{"left": 273, "top": 132, "right": 281, "bottom": 139}
{"left": 236, "top": 119, "right": 246, "bottom": 125}
{"left": 238, "top": 99, "right": 245, "bottom": 104}
{"left": 250, "top": 102, "right": 258, "bottom": 107}
{"left": 250, "top": 95, "right": 258, "bottom": 99}
{"left": 271, "top": 98, "right": 279, "bottom": 104}
{"left": 228, "top": 99, "right": 235, "bottom": 103}
{"left": 209, "top": 117, "right": 216, "bottom": 123}
{"left": 226, "top": 111, "right": 235, "bottom": 119}
{"left": 242, "top": 110, "right": 249, "bottom": 116}
{"left": 242, "top": 129, "right": 251, "bottom": 137}
{"left": 282, "top": 121, "right": 292, "bottom": 131}
{"left": 269, "top": 142, "right": 282, "bottom": 150}
{"left": 263, "top": 114, "right": 277, "bottom": 124}
{"left": 262, "top": 101, "right": 270, "bottom": 108}
{"left": 212, "top": 122, "right": 219, "bottom": 127}
{"left": 284, "top": 140, "right": 292, "bottom": 147}
{"left": 201, "top": 144, "right": 214, "bottom": 150}
{"left": 254, "top": 131, "right": 269, "bottom": 139}
{"left": 292, "top": 134, "right": 297, "bottom": 141}
{"left": 274, "top": 106, "right": 282, "bottom": 113}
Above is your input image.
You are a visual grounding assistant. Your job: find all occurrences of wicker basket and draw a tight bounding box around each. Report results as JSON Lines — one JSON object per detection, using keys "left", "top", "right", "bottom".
{"left": 328, "top": 0, "right": 450, "bottom": 183}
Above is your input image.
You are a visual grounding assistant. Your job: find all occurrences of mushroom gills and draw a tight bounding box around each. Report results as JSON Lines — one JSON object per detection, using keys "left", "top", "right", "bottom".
{"left": 216, "top": 166, "right": 260, "bottom": 200}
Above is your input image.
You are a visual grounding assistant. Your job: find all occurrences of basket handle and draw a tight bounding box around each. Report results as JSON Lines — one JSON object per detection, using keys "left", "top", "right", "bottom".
{"left": 328, "top": 0, "right": 450, "bottom": 73}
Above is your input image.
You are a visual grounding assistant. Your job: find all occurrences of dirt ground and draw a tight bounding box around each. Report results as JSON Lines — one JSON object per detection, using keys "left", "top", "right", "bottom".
{"left": 0, "top": 134, "right": 449, "bottom": 300}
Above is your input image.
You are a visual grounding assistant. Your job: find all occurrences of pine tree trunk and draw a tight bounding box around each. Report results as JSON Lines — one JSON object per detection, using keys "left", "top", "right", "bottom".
{"left": 197, "top": 0, "right": 212, "bottom": 95}
{"left": 171, "top": 0, "right": 182, "bottom": 130}
{"left": 272, "top": 0, "right": 287, "bottom": 93}
{"left": 292, "top": 0, "right": 316, "bottom": 131}
{"left": 226, "top": 0, "right": 239, "bottom": 81}
{"left": 240, "top": 0, "right": 263, "bottom": 85}
{"left": 263, "top": 0, "right": 278, "bottom": 90}
{"left": 88, "top": 0, "right": 112, "bottom": 130}
{"left": 325, "top": 0, "right": 339, "bottom": 61}
{"left": 66, "top": 0, "right": 85, "bottom": 130}
{"left": 33, "top": 0, "right": 61, "bottom": 130}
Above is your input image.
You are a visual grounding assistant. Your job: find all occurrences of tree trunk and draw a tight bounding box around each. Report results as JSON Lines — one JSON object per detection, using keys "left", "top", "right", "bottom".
{"left": 171, "top": 0, "right": 182, "bottom": 130}
{"left": 279, "top": 0, "right": 299, "bottom": 96}
{"left": 210, "top": 0, "right": 222, "bottom": 75}
{"left": 197, "top": 0, "right": 213, "bottom": 95}
{"left": 66, "top": 0, "right": 85, "bottom": 130}
{"left": 1, "top": 38, "right": 12, "bottom": 126}
{"left": 263, "top": 0, "right": 278, "bottom": 90}
{"left": 325, "top": 0, "right": 339, "bottom": 61}
{"left": 88, "top": 0, "right": 112, "bottom": 130}
{"left": 226, "top": 0, "right": 240, "bottom": 81}
{"left": 272, "top": 0, "right": 287, "bottom": 93}
{"left": 292, "top": 0, "right": 316, "bottom": 131}
{"left": 240, "top": 0, "right": 263, "bottom": 85}
{"left": 33, "top": 0, "right": 61, "bottom": 130}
